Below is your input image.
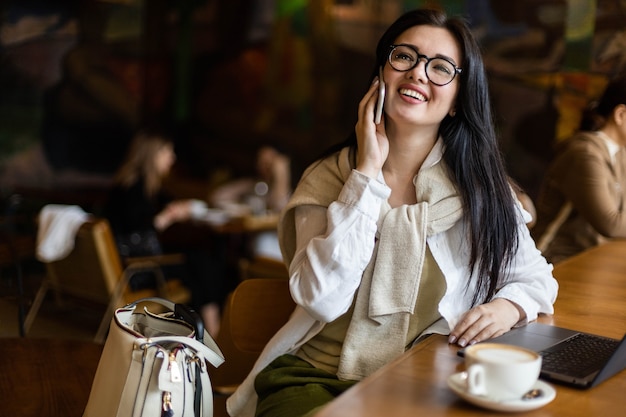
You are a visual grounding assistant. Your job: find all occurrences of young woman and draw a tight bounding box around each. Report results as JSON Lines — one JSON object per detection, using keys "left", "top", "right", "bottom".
{"left": 533, "top": 75, "right": 626, "bottom": 263}
{"left": 227, "top": 8, "right": 558, "bottom": 417}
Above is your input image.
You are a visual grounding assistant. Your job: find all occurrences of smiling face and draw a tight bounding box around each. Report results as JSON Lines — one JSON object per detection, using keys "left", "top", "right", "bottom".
{"left": 382, "top": 25, "right": 461, "bottom": 132}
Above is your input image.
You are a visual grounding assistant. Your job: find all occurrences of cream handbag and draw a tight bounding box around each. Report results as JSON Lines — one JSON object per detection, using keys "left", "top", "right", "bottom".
{"left": 83, "top": 298, "right": 224, "bottom": 417}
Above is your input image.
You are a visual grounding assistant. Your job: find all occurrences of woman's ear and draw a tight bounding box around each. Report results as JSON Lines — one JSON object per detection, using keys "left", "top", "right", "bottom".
{"left": 614, "top": 104, "right": 626, "bottom": 126}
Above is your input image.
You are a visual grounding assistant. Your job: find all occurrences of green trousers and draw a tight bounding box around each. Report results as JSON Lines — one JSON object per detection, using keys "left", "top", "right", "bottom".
{"left": 254, "top": 354, "right": 357, "bottom": 417}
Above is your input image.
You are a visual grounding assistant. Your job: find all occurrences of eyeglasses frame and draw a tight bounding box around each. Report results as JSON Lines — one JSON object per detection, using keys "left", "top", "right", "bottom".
{"left": 387, "top": 43, "right": 462, "bottom": 86}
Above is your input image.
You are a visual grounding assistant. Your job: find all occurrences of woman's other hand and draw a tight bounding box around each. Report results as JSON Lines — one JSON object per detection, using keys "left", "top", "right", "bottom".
{"left": 154, "top": 199, "right": 195, "bottom": 231}
{"left": 448, "top": 298, "right": 526, "bottom": 347}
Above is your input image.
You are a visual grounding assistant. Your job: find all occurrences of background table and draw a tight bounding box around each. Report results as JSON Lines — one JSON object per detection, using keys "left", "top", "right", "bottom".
{"left": 314, "top": 240, "right": 626, "bottom": 417}
{"left": 0, "top": 338, "right": 103, "bottom": 416}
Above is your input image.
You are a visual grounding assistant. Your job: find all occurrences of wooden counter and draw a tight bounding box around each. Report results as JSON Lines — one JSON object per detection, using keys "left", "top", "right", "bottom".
{"left": 314, "top": 240, "right": 626, "bottom": 417}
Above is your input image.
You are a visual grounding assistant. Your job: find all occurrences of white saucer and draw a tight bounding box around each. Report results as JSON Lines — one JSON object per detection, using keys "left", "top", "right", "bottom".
{"left": 447, "top": 372, "right": 556, "bottom": 412}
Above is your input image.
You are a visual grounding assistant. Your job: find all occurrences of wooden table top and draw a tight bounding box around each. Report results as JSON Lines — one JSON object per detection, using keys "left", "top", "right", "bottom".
{"left": 314, "top": 240, "right": 626, "bottom": 417}
{"left": 208, "top": 212, "right": 279, "bottom": 234}
{"left": 0, "top": 338, "right": 103, "bottom": 416}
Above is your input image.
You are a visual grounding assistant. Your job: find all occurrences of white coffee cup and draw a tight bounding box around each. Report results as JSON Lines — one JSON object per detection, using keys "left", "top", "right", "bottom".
{"left": 464, "top": 343, "right": 542, "bottom": 401}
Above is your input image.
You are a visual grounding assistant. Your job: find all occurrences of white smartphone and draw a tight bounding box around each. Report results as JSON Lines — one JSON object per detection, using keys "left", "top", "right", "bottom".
{"left": 374, "top": 66, "right": 385, "bottom": 124}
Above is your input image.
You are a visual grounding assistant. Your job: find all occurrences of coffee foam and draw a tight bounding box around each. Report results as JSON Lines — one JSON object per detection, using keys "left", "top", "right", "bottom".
{"left": 469, "top": 344, "right": 538, "bottom": 364}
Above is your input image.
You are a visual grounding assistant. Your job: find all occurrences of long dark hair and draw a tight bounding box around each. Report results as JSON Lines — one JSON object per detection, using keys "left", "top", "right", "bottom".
{"left": 323, "top": 8, "right": 519, "bottom": 305}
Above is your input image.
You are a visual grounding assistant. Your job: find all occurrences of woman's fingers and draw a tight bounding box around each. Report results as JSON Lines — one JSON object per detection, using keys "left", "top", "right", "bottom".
{"left": 355, "top": 77, "right": 389, "bottom": 178}
{"left": 357, "top": 78, "right": 380, "bottom": 124}
{"left": 449, "top": 299, "right": 522, "bottom": 347}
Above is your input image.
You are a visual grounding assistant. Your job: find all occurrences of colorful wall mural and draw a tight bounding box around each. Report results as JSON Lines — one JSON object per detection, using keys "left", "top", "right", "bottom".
{"left": 0, "top": 0, "right": 625, "bottom": 199}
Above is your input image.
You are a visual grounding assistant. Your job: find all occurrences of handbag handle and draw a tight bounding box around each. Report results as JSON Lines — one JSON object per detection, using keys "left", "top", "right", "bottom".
{"left": 123, "top": 297, "right": 224, "bottom": 368}
{"left": 130, "top": 297, "right": 205, "bottom": 341}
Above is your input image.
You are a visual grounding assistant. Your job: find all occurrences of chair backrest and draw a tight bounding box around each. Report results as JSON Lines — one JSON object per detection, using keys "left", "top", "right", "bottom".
{"left": 229, "top": 278, "right": 296, "bottom": 353}
{"left": 210, "top": 278, "right": 296, "bottom": 396}
{"left": 45, "top": 218, "right": 124, "bottom": 304}
{"left": 46, "top": 217, "right": 190, "bottom": 304}
{"left": 238, "top": 255, "right": 289, "bottom": 280}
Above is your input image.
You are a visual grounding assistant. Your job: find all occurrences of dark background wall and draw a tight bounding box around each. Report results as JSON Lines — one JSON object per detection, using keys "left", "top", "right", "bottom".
{"left": 1, "top": 0, "right": 625, "bottom": 208}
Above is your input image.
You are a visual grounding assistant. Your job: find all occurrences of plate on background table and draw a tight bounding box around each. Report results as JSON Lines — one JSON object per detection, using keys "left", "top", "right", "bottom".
{"left": 195, "top": 208, "right": 231, "bottom": 226}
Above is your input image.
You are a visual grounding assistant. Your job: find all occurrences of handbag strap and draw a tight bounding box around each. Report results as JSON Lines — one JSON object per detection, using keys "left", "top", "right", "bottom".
{"left": 134, "top": 335, "right": 224, "bottom": 368}
{"left": 122, "top": 344, "right": 214, "bottom": 417}
{"left": 138, "top": 336, "right": 218, "bottom": 417}
{"left": 124, "top": 297, "right": 225, "bottom": 367}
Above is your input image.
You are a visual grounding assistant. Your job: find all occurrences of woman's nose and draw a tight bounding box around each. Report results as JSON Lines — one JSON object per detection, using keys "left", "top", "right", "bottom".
{"left": 406, "top": 59, "right": 428, "bottom": 83}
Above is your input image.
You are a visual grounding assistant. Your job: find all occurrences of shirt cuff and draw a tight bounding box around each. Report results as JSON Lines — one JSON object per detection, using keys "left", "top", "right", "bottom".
{"left": 337, "top": 169, "right": 390, "bottom": 218}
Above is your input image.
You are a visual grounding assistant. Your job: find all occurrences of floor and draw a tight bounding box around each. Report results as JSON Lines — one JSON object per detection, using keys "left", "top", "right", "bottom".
{"left": 1, "top": 262, "right": 233, "bottom": 417}
{"left": 0, "top": 264, "right": 102, "bottom": 341}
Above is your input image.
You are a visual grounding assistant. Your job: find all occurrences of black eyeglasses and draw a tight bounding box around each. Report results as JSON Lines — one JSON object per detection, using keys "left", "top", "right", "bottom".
{"left": 387, "top": 44, "right": 462, "bottom": 86}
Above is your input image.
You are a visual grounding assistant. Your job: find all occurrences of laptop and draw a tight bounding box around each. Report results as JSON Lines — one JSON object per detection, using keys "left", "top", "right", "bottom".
{"left": 457, "top": 322, "right": 626, "bottom": 389}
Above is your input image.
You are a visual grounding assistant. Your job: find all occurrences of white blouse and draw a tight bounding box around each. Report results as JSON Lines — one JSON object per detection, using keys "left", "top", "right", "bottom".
{"left": 289, "top": 169, "right": 557, "bottom": 329}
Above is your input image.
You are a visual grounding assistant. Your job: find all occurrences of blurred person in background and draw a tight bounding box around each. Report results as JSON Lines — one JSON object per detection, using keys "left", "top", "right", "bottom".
{"left": 533, "top": 74, "right": 626, "bottom": 264}
{"left": 210, "top": 145, "right": 292, "bottom": 260}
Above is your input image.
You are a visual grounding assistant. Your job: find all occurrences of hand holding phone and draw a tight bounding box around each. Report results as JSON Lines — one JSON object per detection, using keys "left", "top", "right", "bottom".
{"left": 374, "top": 66, "right": 385, "bottom": 124}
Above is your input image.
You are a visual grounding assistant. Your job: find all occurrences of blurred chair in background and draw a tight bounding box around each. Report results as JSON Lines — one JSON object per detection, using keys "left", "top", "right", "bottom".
{"left": 238, "top": 255, "right": 288, "bottom": 280}
{"left": 25, "top": 217, "right": 190, "bottom": 343}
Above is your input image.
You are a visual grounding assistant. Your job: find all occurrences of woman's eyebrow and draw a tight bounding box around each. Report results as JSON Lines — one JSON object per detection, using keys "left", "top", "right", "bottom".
{"left": 401, "top": 43, "right": 460, "bottom": 65}
{"left": 436, "top": 53, "right": 459, "bottom": 65}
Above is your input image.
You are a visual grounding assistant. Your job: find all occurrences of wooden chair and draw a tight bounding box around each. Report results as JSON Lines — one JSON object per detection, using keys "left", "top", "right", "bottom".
{"left": 210, "top": 278, "right": 296, "bottom": 416}
{"left": 24, "top": 217, "right": 190, "bottom": 343}
{"left": 228, "top": 278, "right": 295, "bottom": 353}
